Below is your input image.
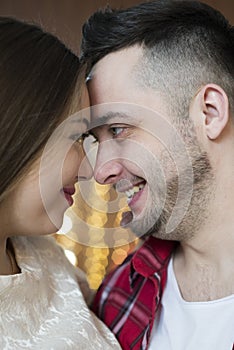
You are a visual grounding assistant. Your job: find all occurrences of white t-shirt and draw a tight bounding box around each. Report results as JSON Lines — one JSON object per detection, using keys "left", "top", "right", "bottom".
{"left": 0, "top": 236, "right": 121, "bottom": 350}
{"left": 149, "top": 258, "right": 234, "bottom": 350}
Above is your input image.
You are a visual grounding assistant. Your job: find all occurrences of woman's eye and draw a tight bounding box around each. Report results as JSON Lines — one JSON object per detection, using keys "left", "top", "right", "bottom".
{"left": 110, "top": 127, "right": 124, "bottom": 137}
{"left": 70, "top": 132, "right": 89, "bottom": 143}
{"left": 91, "top": 137, "right": 98, "bottom": 144}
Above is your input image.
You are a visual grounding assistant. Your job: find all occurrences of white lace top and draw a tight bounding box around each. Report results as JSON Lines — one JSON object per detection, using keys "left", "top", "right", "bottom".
{"left": 0, "top": 236, "right": 121, "bottom": 350}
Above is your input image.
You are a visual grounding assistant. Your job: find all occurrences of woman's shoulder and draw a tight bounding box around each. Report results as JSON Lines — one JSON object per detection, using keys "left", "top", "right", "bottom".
{"left": 13, "top": 234, "right": 62, "bottom": 256}
{"left": 11, "top": 235, "right": 70, "bottom": 274}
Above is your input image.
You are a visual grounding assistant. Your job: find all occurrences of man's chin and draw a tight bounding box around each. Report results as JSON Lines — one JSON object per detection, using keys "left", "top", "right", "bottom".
{"left": 126, "top": 214, "right": 162, "bottom": 240}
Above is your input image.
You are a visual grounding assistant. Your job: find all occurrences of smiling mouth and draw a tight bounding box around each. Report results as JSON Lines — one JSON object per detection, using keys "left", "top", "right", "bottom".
{"left": 116, "top": 180, "right": 146, "bottom": 227}
{"left": 125, "top": 182, "right": 145, "bottom": 204}
{"left": 116, "top": 180, "right": 146, "bottom": 205}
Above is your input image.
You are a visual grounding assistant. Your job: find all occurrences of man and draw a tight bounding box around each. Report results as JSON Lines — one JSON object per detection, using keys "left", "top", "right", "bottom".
{"left": 81, "top": 1, "right": 234, "bottom": 349}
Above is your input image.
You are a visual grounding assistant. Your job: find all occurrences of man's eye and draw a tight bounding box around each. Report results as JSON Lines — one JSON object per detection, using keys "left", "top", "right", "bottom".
{"left": 110, "top": 127, "right": 124, "bottom": 137}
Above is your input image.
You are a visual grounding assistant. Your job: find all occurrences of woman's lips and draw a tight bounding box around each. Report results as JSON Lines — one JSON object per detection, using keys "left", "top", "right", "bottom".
{"left": 62, "top": 187, "right": 75, "bottom": 206}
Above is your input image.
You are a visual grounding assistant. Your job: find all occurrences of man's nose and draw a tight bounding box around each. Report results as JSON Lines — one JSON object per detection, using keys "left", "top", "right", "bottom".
{"left": 94, "top": 142, "right": 123, "bottom": 185}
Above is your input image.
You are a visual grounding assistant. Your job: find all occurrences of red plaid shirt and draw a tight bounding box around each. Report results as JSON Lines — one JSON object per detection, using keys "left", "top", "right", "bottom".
{"left": 92, "top": 237, "right": 234, "bottom": 350}
{"left": 92, "top": 237, "right": 175, "bottom": 349}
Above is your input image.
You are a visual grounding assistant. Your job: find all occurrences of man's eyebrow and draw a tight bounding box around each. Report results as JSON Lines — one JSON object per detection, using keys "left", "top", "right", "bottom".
{"left": 90, "top": 112, "right": 134, "bottom": 129}
{"left": 81, "top": 118, "right": 90, "bottom": 128}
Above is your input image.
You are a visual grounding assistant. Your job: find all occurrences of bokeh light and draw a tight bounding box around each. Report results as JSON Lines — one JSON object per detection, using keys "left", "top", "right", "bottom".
{"left": 56, "top": 179, "right": 139, "bottom": 290}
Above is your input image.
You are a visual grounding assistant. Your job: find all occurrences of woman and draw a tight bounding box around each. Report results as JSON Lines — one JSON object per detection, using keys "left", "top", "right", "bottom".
{"left": 0, "top": 17, "right": 120, "bottom": 349}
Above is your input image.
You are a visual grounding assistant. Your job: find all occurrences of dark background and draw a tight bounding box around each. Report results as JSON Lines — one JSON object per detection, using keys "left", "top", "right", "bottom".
{"left": 0, "top": 0, "right": 233, "bottom": 54}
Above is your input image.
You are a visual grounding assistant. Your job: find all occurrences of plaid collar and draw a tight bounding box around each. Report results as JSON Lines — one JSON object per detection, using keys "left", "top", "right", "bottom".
{"left": 130, "top": 236, "right": 177, "bottom": 289}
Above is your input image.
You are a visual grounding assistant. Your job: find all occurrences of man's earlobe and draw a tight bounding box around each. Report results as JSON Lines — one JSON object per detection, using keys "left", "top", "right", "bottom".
{"left": 200, "top": 84, "right": 229, "bottom": 140}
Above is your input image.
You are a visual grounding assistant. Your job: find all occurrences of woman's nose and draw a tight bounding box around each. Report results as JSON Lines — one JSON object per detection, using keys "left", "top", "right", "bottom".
{"left": 78, "top": 145, "right": 93, "bottom": 181}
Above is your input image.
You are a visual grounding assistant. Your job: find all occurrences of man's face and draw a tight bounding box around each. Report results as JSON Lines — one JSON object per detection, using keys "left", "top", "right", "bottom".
{"left": 88, "top": 46, "right": 213, "bottom": 240}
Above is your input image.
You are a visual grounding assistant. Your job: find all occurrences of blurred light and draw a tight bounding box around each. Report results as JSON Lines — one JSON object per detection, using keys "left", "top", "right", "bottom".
{"left": 95, "top": 182, "right": 110, "bottom": 197}
{"left": 54, "top": 175, "right": 140, "bottom": 290}
{"left": 85, "top": 247, "right": 109, "bottom": 257}
{"left": 58, "top": 215, "right": 72, "bottom": 235}
{"left": 118, "top": 197, "right": 128, "bottom": 208}
{"left": 88, "top": 215, "right": 107, "bottom": 227}
{"left": 64, "top": 249, "right": 77, "bottom": 266}
{"left": 111, "top": 248, "right": 128, "bottom": 265}
{"left": 87, "top": 273, "right": 104, "bottom": 290}
{"left": 87, "top": 256, "right": 109, "bottom": 268}
{"left": 85, "top": 261, "right": 106, "bottom": 274}
{"left": 115, "top": 242, "right": 130, "bottom": 251}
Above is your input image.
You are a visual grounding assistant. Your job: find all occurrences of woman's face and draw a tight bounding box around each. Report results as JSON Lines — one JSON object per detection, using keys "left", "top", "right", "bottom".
{"left": 0, "top": 86, "right": 92, "bottom": 237}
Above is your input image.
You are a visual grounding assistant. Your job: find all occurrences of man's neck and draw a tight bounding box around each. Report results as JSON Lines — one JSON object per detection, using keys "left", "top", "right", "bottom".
{"left": 172, "top": 174, "right": 234, "bottom": 301}
{"left": 173, "top": 224, "right": 234, "bottom": 302}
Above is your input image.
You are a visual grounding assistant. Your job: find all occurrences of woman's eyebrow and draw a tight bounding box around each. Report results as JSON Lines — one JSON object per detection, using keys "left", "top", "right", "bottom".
{"left": 70, "top": 118, "right": 90, "bottom": 128}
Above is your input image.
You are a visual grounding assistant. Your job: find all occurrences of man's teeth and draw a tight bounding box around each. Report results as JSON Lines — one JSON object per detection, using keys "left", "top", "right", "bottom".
{"left": 125, "top": 184, "right": 144, "bottom": 203}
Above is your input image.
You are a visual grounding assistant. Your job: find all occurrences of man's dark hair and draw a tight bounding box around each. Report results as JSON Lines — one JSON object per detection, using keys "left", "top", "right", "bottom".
{"left": 81, "top": 0, "right": 234, "bottom": 116}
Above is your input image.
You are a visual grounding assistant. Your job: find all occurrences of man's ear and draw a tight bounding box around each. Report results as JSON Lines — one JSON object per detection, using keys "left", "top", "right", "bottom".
{"left": 199, "top": 84, "right": 229, "bottom": 140}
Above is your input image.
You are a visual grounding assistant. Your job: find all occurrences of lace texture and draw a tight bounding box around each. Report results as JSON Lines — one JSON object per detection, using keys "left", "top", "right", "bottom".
{"left": 0, "top": 236, "right": 121, "bottom": 350}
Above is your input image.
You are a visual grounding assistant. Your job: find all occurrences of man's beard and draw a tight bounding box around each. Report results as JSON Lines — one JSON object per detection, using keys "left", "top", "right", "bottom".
{"left": 129, "top": 147, "right": 214, "bottom": 242}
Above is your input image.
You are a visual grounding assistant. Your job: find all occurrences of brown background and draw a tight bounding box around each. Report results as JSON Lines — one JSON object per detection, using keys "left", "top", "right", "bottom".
{"left": 0, "top": 0, "right": 233, "bottom": 55}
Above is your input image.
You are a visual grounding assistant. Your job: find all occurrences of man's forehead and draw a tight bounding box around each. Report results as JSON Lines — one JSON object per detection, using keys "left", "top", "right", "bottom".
{"left": 87, "top": 46, "right": 143, "bottom": 82}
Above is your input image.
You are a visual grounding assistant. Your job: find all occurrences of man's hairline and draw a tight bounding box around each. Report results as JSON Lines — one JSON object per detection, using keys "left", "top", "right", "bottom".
{"left": 85, "top": 44, "right": 145, "bottom": 83}
{"left": 85, "top": 44, "right": 193, "bottom": 119}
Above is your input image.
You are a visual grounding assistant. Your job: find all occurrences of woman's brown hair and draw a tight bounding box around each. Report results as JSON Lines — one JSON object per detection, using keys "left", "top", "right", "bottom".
{"left": 0, "top": 17, "right": 84, "bottom": 202}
